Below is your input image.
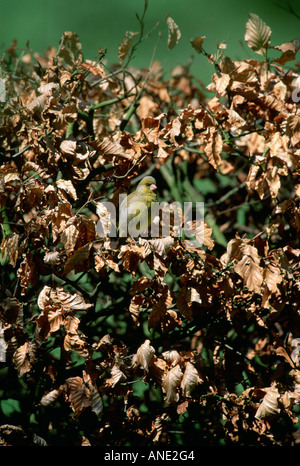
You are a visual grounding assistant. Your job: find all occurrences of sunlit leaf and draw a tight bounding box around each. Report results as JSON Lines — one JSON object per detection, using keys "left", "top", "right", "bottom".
{"left": 12, "top": 342, "right": 31, "bottom": 376}
{"left": 118, "top": 31, "right": 139, "bottom": 65}
{"left": 132, "top": 339, "right": 155, "bottom": 371}
{"left": 245, "top": 13, "right": 271, "bottom": 55}
{"left": 255, "top": 383, "right": 281, "bottom": 419}
{"left": 204, "top": 127, "right": 223, "bottom": 170}
{"left": 162, "top": 364, "right": 183, "bottom": 405}
{"left": 181, "top": 362, "right": 201, "bottom": 397}
{"left": 167, "top": 17, "right": 181, "bottom": 50}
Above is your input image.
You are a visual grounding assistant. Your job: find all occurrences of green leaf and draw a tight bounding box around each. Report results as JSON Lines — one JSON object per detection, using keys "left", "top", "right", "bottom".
{"left": 245, "top": 13, "right": 271, "bottom": 55}
{"left": 1, "top": 398, "right": 21, "bottom": 417}
{"left": 167, "top": 17, "right": 181, "bottom": 50}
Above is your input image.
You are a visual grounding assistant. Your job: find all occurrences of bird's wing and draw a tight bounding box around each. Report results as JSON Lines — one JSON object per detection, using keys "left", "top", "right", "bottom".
{"left": 119, "top": 197, "right": 149, "bottom": 237}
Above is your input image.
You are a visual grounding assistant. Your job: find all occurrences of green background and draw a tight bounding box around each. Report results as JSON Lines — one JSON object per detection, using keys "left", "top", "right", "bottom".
{"left": 1, "top": 0, "right": 300, "bottom": 85}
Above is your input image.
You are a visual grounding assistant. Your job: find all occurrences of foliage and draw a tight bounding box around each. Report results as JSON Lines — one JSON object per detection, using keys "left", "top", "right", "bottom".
{"left": 0, "top": 6, "right": 300, "bottom": 446}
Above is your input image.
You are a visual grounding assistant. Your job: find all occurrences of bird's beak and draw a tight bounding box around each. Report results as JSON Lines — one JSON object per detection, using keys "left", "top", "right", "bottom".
{"left": 149, "top": 184, "right": 157, "bottom": 191}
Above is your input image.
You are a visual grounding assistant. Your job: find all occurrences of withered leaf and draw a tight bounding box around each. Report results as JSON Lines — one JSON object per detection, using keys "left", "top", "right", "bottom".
{"left": 38, "top": 285, "right": 92, "bottom": 311}
{"left": 167, "top": 17, "right": 181, "bottom": 50}
{"left": 89, "top": 386, "right": 103, "bottom": 419}
{"left": 1, "top": 232, "right": 19, "bottom": 267}
{"left": 273, "top": 39, "right": 300, "bottom": 65}
{"left": 132, "top": 339, "right": 155, "bottom": 371}
{"left": 17, "top": 252, "right": 39, "bottom": 294}
{"left": 207, "top": 72, "right": 230, "bottom": 95}
{"left": 13, "top": 342, "right": 31, "bottom": 376}
{"left": 255, "top": 383, "right": 281, "bottom": 419}
{"left": 118, "top": 31, "right": 139, "bottom": 65}
{"left": 162, "top": 364, "right": 183, "bottom": 405}
{"left": 56, "top": 179, "right": 78, "bottom": 200}
{"left": 176, "top": 285, "right": 201, "bottom": 320}
{"left": 40, "top": 388, "right": 63, "bottom": 407}
{"left": 57, "top": 31, "right": 83, "bottom": 66}
{"left": 185, "top": 220, "right": 214, "bottom": 249}
{"left": 286, "top": 115, "right": 300, "bottom": 147}
{"left": 234, "top": 250, "right": 263, "bottom": 294}
{"left": 245, "top": 13, "right": 271, "bottom": 55}
{"left": 106, "top": 364, "right": 127, "bottom": 387}
{"left": 129, "top": 294, "right": 144, "bottom": 325}
{"left": 95, "top": 201, "right": 116, "bottom": 238}
{"left": 204, "top": 127, "right": 222, "bottom": 170}
{"left": 191, "top": 36, "right": 206, "bottom": 54}
{"left": 63, "top": 242, "right": 93, "bottom": 275}
{"left": 162, "top": 350, "right": 181, "bottom": 366}
{"left": 98, "top": 136, "right": 130, "bottom": 159}
{"left": 66, "top": 376, "right": 91, "bottom": 415}
{"left": 181, "top": 362, "right": 201, "bottom": 397}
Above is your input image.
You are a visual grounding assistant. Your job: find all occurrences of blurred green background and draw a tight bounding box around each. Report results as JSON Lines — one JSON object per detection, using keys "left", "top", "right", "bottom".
{"left": 1, "top": 0, "right": 300, "bottom": 84}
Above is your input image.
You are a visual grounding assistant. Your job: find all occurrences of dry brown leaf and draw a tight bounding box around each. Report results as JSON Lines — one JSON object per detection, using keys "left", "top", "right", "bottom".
{"left": 263, "top": 261, "right": 282, "bottom": 294}
{"left": 207, "top": 72, "right": 230, "bottom": 95}
{"left": 132, "top": 339, "right": 155, "bottom": 371}
{"left": 106, "top": 364, "right": 127, "bottom": 387}
{"left": 273, "top": 39, "right": 300, "bottom": 65}
{"left": 148, "top": 306, "right": 167, "bottom": 330}
{"left": 1, "top": 232, "right": 19, "bottom": 267}
{"left": 255, "top": 383, "right": 281, "bottom": 419}
{"left": 167, "top": 17, "right": 181, "bottom": 50}
{"left": 66, "top": 376, "right": 91, "bottom": 415}
{"left": 40, "top": 388, "right": 63, "bottom": 407}
{"left": 63, "top": 242, "right": 93, "bottom": 275}
{"left": 176, "top": 285, "right": 201, "bottom": 320}
{"left": 129, "top": 294, "right": 144, "bottom": 325}
{"left": 43, "top": 251, "right": 61, "bottom": 265}
{"left": 12, "top": 342, "right": 31, "bottom": 376}
{"left": 162, "top": 364, "right": 183, "bottom": 405}
{"left": 17, "top": 252, "right": 39, "bottom": 294}
{"left": 98, "top": 136, "right": 131, "bottom": 160}
{"left": 245, "top": 13, "right": 271, "bottom": 56}
{"left": 38, "top": 285, "right": 92, "bottom": 311}
{"left": 95, "top": 201, "right": 115, "bottom": 238}
{"left": 0, "top": 296, "right": 23, "bottom": 325}
{"left": 161, "top": 309, "right": 182, "bottom": 333}
{"left": 275, "top": 346, "right": 295, "bottom": 368}
{"left": 181, "top": 362, "right": 201, "bottom": 397}
{"left": 204, "top": 127, "right": 222, "bottom": 170}
{"left": 162, "top": 350, "right": 182, "bottom": 366}
{"left": 191, "top": 36, "right": 206, "bottom": 54}
{"left": 149, "top": 355, "right": 167, "bottom": 385}
{"left": 286, "top": 115, "right": 300, "bottom": 147}
{"left": 56, "top": 179, "right": 78, "bottom": 200}
{"left": 141, "top": 237, "right": 175, "bottom": 258}
{"left": 48, "top": 308, "right": 64, "bottom": 333}
{"left": 118, "top": 31, "right": 139, "bottom": 65}
{"left": 118, "top": 243, "right": 147, "bottom": 276}
{"left": 89, "top": 386, "right": 103, "bottom": 419}
{"left": 64, "top": 328, "right": 89, "bottom": 357}
{"left": 234, "top": 254, "right": 263, "bottom": 293}
{"left": 185, "top": 220, "right": 214, "bottom": 249}
{"left": 224, "top": 108, "right": 246, "bottom": 130}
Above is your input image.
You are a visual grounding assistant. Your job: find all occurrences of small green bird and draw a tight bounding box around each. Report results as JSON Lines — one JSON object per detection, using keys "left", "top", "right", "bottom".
{"left": 119, "top": 176, "right": 157, "bottom": 238}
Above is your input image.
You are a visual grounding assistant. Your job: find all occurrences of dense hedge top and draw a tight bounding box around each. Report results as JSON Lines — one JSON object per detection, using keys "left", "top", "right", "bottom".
{"left": 0, "top": 11, "right": 300, "bottom": 446}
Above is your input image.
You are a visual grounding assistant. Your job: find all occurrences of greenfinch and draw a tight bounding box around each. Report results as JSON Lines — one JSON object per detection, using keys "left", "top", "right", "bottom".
{"left": 119, "top": 176, "right": 157, "bottom": 238}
